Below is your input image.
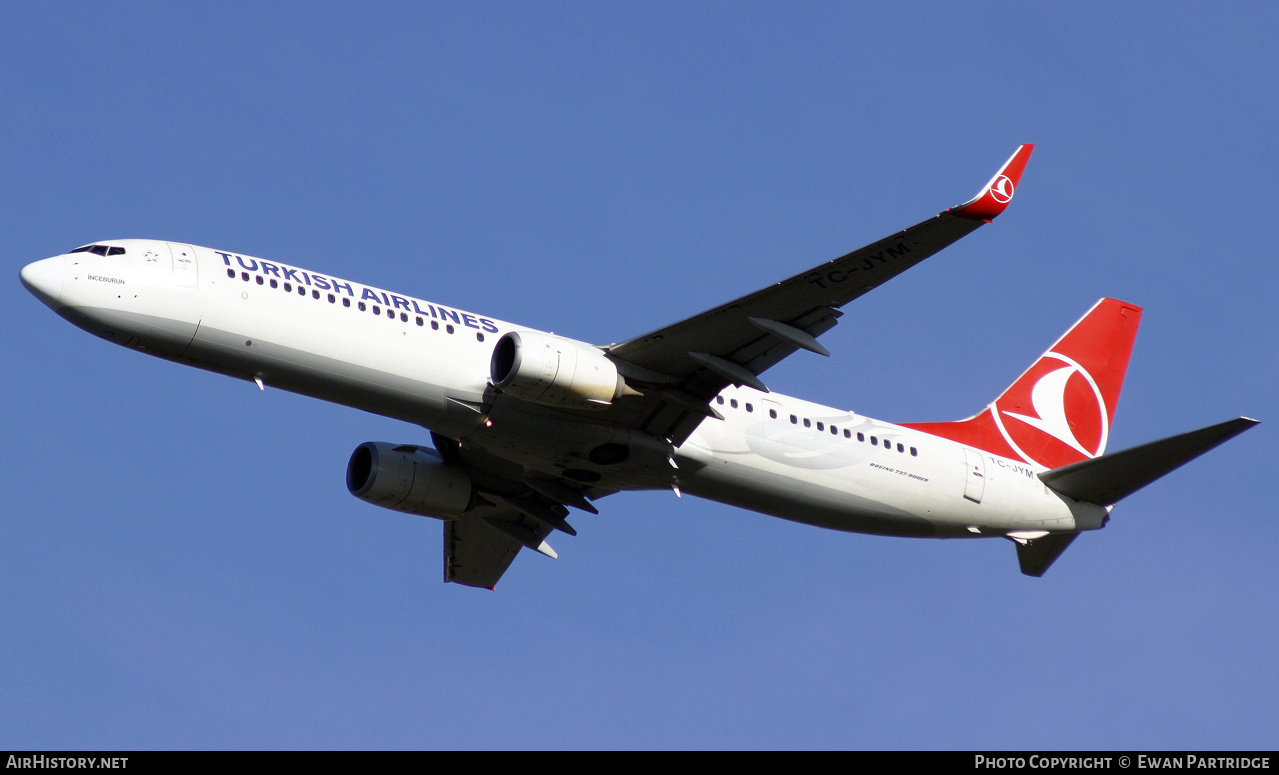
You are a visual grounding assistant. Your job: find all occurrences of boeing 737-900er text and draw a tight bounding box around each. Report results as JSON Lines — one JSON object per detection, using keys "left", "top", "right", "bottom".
{"left": 20, "top": 145, "right": 1258, "bottom": 587}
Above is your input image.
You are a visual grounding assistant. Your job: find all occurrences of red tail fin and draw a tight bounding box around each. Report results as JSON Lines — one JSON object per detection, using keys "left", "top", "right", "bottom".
{"left": 904, "top": 299, "right": 1142, "bottom": 469}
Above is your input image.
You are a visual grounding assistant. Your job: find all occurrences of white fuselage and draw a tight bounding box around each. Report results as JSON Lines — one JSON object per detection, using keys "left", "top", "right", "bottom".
{"left": 23, "top": 240, "right": 1106, "bottom": 541}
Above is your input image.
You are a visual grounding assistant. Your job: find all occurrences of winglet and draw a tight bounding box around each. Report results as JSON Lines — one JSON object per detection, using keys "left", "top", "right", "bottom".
{"left": 952, "top": 144, "right": 1035, "bottom": 222}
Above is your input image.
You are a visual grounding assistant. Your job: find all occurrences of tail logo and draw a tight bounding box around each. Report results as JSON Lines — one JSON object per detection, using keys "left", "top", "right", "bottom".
{"left": 992, "top": 352, "right": 1109, "bottom": 469}
{"left": 989, "top": 175, "right": 1015, "bottom": 204}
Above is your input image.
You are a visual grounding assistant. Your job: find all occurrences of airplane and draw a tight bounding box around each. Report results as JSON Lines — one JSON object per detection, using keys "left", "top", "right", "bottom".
{"left": 19, "top": 144, "right": 1258, "bottom": 588}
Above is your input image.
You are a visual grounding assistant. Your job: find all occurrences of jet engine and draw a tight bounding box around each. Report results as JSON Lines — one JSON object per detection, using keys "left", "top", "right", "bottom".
{"left": 489, "top": 330, "right": 631, "bottom": 411}
{"left": 346, "top": 442, "right": 474, "bottom": 519}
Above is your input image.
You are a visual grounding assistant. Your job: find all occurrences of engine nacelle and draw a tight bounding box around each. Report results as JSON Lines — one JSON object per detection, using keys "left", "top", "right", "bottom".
{"left": 490, "top": 330, "right": 627, "bottom": 411}
{"left": 346, "top": 442, "right": 473, "bottom": 519}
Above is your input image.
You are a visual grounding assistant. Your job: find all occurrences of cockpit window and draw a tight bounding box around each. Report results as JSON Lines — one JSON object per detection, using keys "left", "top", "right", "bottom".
{"left": 69, "top": 244, "right": 125, "bottom": 256}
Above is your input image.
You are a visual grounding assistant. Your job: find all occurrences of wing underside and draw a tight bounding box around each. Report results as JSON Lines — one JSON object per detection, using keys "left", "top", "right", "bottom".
{"left": 602, "top": 145, "right": 1035, "bottom": 447}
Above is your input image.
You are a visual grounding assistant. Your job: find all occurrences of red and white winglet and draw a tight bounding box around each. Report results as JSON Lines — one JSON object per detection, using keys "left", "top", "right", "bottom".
{"left": 951, "top": 144, "right": 1035, "bottom": 222}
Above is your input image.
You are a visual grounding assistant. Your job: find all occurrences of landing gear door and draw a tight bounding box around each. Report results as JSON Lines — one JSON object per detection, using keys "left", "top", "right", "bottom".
{"left": 963, "top": 448, "right": 986, "bottom": 504}
{"left": 168, "top": 243, "right": 198, "bottom": 288}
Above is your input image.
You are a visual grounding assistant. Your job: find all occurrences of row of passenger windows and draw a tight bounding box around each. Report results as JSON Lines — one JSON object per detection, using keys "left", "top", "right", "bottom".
{"left": 228, "top": 268, "right": 485, "bottom": 342}
{"left": 714, "top": 394, "right": 919, "bottom": 456}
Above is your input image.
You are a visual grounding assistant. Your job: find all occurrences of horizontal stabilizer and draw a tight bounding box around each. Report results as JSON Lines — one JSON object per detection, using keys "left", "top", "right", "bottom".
{"left": 1039, "top": 417, "right": 1259, "bottom": 505}
{"left": 1010, "top": 532, "right": 1079, "bottom": 577}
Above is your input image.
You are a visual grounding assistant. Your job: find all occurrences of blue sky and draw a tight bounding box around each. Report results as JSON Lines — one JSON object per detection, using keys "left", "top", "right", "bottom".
{"left": 3, "top": 2, "right": 1276, "bottom": 749}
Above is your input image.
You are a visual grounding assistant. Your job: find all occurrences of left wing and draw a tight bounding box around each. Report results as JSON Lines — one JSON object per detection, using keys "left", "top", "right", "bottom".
{"left": 444, "top": 509, "right": 554, "bottom": 590}
{"left": 603, "top": 144, "right": 1034, "bottom": 445}
{"left": 433, "top": 432, "right": 602, "bottom": 589}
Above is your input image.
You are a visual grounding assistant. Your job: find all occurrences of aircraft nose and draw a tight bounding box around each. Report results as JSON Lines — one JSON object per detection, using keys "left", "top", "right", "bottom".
{"left": 20, "top": 255, "right": 65, "bottom": 307}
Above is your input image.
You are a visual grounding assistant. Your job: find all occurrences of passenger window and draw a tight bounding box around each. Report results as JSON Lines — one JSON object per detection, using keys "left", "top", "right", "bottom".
{"left": 226, "top": 269, "right": 235, "bottom": 278}
{"left": 256, "top": 276, "right": 264, "bottom": 285}
{"left": 446, "top": 324, "right": 455, "bottom": 334}
{"left": 270, "top": 279, "right": 278, "bottom": 289}
{"left": 328, "top": 294, "right": 336, "bottom": 303}
{"left": 343, "top": 298, "right": 350, "bottom": 308}
{"left": 400, "top": 312, "right": 408, "bottom": 322}
{"left": 477, "top": 333, "right": 485, "bottom": 342}
{"left": 897, "top": 443, "right": 904, "bottom": 453}
{"left": 730, "top": 399, "right": 738, "bottom": 409}
{"left": 870, "top": 436, "right": 877, "bottom": 445}
{"left": 745, "top": 403, "right": 753, "bottom": 413}
{"left": 803, "top": 419, "right": 811, "bottom": 428}
{"left": 431, "top": 321, "right": 439, "bottom": 330}
{"left": 359, "top": 302, "right": 366, "bottom": 311}
{"left": 312, "top": 290, "right": 320, "bottom": 299}
{"left": 416, "top": 317, "right": 423, "bottom": 326}
{"left": 769, "top": 409, "right": 777, "bottom": 419}
{"left": 857, "top": 432, "right": 865, "bottom": 442}
{"left": 790, "top": 415, "right": 797, "bottom": 424}
{"left": 241, "top": 272, "right": 249, "bottom": 281}
{"left": 831, "top": 426, "right": 838, "bottom": 435}
{"left": 844, "top": 429, "right": 851, "bottom": 438}
{"left": 297, "top": 286, "right": 305, "bottom": 296}
{"left": 910, "top": 447, "right": 918, "bottom": 457}
{"left": 716, "top": 397, "right": 724, "bottom": 405}
{"left": 372, "top": 305, "right": 381, "bottom": 314}
{"left": 284, "top": 283, "right": 292, "bottom": 292}
{"left": 816, "top": 422, "right": 824, "bottom": 431}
